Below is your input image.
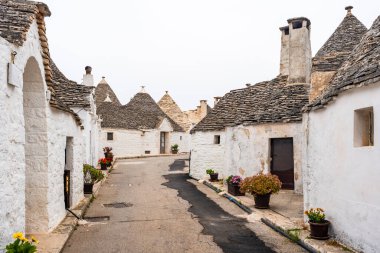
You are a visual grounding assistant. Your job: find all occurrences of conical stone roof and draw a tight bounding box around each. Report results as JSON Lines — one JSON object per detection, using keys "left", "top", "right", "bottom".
{"left": 95, "top": 78, "right": 121, "bottom": 107}
{"left": 305, "top": 15, "right": 380, "bottom": 111}
{"left": 158, "top": 92, "right": 191, "bottom": 131}
{"left": 313, "top": 7, "right": 367, "bottom": 72}
{"left": 98, "top": 90, "right": 184, "bottom": 131}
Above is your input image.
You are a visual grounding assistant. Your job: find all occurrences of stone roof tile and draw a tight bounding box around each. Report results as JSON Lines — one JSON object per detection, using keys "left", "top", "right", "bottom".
{"left": 191, "top": 75, "right": 309, "bottom": 133}
{"left": 305, "top": 16, "right": 380, "bottom": 111}
{"left": 158, "top": 92, "right": 191, "bottom": 131}
{"left": 313, "top": 9, "right": 367, "bottom": 72}
{"left": 95, "top": 78, "right": 121, "bottom": 107}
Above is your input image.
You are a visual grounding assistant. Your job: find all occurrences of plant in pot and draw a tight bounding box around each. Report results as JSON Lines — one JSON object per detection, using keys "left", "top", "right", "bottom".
{"left": 106, "top": 157, "right": 112, "bottom": 167}
{"left": 305, "top": 208, "right": 330, "bottom": 240}
{"left": 226, "top": 175, "right": 244, "bottom": 196}
{"left": 83, "top": 164, "right": 105, "bottom": 194}
{"left": 171, "top": 144, "right": 179, "bottom": 154}
{"left": 103, "top": 146, "right": 112, "bottom": 158}
{"left": 98, "top": 158, "right": 108, "bottom": 170}
{"left": 206, "top": 169, "right": 218, "bottom": 182}
{"left": 240, "top": 172, "right": 282, "bottom": 209}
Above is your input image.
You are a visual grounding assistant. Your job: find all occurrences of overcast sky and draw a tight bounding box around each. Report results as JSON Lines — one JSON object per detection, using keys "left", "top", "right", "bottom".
{"left": 42, "top": 0, "right": 380, "bottom": 111}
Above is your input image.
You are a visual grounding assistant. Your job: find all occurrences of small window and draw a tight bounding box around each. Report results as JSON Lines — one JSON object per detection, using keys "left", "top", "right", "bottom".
{"left": 180, "top": 136, "right": 182, "bottom": 141}
{"left": 354, "top": 107, "right": 374, "bottom": 147}
{"left": 107, "top": 132, "right": 114, "bottom": 141}
{"left": 214, "top": 135, "right": 221, "bottom": 144}
{"left": 292, "top": 21, "right": 303, "bottom": 29}
{"left": 145, "top": 150, "right": 151, "bottom": 154}
{"left": 284, "top": 27, "right": 289, "bottom": 35}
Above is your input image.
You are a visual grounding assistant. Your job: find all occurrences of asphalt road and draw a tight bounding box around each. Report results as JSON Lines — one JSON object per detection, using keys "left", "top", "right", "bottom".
{"left": 62, "top": 155, "right": 306, "bottom": 253}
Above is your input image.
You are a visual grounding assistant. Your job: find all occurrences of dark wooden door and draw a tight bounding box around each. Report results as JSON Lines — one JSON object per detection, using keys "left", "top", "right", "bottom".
{"left": 160, "top": 132, "right": 166, "bottom": 154}
{"left": 64, "top": 170, "right": 70, "bottom": 209}
{"left": 270, "top": 138, "right": 294, "bottom": 189}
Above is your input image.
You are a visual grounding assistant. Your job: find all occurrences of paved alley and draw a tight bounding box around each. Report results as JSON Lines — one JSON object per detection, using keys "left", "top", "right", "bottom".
{"left": 62, "top": 156, "right": 306, "bottom": 253}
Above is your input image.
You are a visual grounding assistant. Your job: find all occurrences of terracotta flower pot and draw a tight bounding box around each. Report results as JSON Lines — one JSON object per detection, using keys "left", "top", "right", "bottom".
{"left": 227, "top": 183, "right": 245, "bottom": 196}
{"left": 209, "top": 173, "right": 219, "bottom": 182}
{"left": 84, "top": 183, "right": 94, "bottom": 194}
{"left": 309, "top": 221, "right": 330, "bottom": 240}
{"left": 253, "top": 193, "right": 271, "bottom": 209}
{"left": 101, "top": 163, "right": 107, "bottom": 170}
{"left": 172, "top": 150, "right": 178, "bottom": 154}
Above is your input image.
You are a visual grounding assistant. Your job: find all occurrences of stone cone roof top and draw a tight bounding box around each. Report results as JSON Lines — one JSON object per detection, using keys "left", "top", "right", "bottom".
{"left": 98, "top": 91, "right": 184, "bottom": 131}
{"left": 191, "top": 75, "right": 309, "bottom": 133}
{"left": 313, "top": 7, "right": 367, "bottom": 72}
{"left": 158, "top": 92, "right": 191, "bottom": 131}
{"left": 305, "top": 16, "right": 380, "bottom": 112}
{"left": 95, "top": 78, "right": 121, "bottom": 107}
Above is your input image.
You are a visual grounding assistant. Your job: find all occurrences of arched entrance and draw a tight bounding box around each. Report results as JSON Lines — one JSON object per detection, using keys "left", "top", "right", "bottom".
{"left": 23, "top": 57, "right": 49, "bottom": 233}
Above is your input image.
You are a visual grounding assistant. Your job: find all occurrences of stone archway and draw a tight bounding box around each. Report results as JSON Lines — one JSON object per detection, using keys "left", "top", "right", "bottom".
{"left": 23, "top": 57, "right": 49, "bottom": 234}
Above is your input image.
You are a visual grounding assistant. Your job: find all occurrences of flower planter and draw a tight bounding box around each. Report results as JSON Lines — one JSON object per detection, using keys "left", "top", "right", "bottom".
{"left": 100, "top": 164, "right": 107, "bottom": 170}
{"left": 227, "top": 183, "right": 245, "bottom": 196}
{"left": 253, "top": 193, "right": 271, "bottom": 209}
{"left": 84, "top": 183, "right": 94, "bottom": 194}
{"left": 209, "top": 173, "right": 219, "bottom": 182}
{"left": 309, "top": 221, "right": 330, "bottom": 240}
{"left": 172, "top": 150, "right": 178, "bottom": 154}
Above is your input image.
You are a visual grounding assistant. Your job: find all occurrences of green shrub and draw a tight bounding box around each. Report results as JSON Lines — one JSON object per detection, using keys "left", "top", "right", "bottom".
{"left": 240, "top": 172, "right": 282, "bottom": 195}
{"left": 206, "top": 169, "right": 216, "bottom": 175}
{"left": 83, "top": 164, "right": 104, "bottom": 184}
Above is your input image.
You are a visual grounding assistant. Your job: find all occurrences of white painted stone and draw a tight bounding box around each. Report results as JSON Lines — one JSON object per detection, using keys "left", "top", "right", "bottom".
{"left": 303, "top": 82, "right": 380, "bottom": 253}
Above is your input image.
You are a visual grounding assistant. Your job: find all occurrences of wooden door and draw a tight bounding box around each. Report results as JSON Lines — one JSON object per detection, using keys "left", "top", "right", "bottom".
{"left": 64, "top": 170, "right": 70, "bottom": 209}
{"left": 160, "top": 132, "right": 166, "bottom": 154}
{"left": 270, "top": 138, "right": 294, "bottom": 189}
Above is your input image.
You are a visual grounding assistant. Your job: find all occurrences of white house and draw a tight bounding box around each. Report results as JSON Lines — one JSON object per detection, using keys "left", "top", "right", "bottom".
{"left": 302, "top": 10, "right": 379, "bottom": 253}
{"left": 190, "top": 17, "right": 311, "bottom": 193}
{"left": 97, "top": 86, "right": 186, "bottom": 157}
{"left": 0, "top": 0, "right": 99, "bottom": 248}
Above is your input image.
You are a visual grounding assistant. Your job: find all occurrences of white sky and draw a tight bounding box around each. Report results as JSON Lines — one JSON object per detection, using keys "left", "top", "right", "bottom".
{"left": 42, "top": 0, "right": 380, "bottom": 111}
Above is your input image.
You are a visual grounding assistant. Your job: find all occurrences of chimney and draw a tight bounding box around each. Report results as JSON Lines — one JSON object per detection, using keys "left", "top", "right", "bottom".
{"left": 199, "top": 100, "right": 208, "bottom": 119}
{"left": 279, "top": 26, "right": 290, "bottom": 76}
{"left": 287, "top": 17, "right": 312, "bottom": 84}
{"left": 345, "top": 6, "right": 353, "bottom": 15}
{"left": 82, "top": 66, "right": 94, "bottom": 86}
{"left": 214, "top": 96, "right": 221, "bottom": 107}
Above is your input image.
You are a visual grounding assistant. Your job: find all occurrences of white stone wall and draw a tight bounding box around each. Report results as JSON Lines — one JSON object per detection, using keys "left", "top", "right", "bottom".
{"left": 0, "top": 20, "right": 85, "bottom": 248}
{"left": 225, "top": 123, "right": 303, "bottom": 193}
{"left": 303, "top": 83, "right": 380, "bottom": 253}
{"left": 170, "top": 132, "right": 190, "bottom": 153}
{"left": 189, "top": 131, "right": 226, "bottom": 180}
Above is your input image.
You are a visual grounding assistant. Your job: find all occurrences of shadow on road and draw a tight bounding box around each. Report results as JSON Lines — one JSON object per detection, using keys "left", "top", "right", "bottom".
{"left": 163, "top": 172, "right": 275, "bottom": 253}
{"left": 168, "top": 159, "right": 188, "bottom": 171}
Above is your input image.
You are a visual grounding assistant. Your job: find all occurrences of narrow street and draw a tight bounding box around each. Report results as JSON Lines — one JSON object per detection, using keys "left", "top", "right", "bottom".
{"left": 62, "top": 156, "right": 306, "bottom": 253}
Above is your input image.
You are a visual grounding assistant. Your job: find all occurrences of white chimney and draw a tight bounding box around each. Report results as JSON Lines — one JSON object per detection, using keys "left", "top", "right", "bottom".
{"left": 82, "top": 66, "right": 94, "bottom": 86}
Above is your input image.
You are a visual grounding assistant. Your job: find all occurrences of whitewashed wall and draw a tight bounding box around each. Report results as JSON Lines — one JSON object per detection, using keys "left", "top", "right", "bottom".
{"left": 303, "top": 83, "right": 380, "bottom": 253}
{"left": 0, "top": 20, "right": 85, "bottom": 248}
{"left": 225, "top": 123, "right": 303, "bottom": 193}
{"left": 189, "top": 131, "right": 226, "bottom": 180}
{"left": 170, "top": 132, "right": 190, "bottom": 153}
{"left": 100, "top": 118, "right": 186, "bottom": 156}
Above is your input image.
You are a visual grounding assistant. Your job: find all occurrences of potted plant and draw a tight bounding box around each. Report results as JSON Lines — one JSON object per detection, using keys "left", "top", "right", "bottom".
{"left": 226, "top": 175, "right": 244, "bottom": 196}
{"left": 206, "top": 169, "right": 218, "bottom": 182}
{"left": 83, "top": 164, "right": 105, "bottom": 194}
{"left": 5, "top": 232, "right": 38, "bottom": 253}
{"left": 98, "top": 158, "right": 108, "bottom": 170}
{"left": 103, "top": 147, "right": 112, "bottom": 158}
{"left": 171, "top": 144, "right": 179, "bottom": 154}
{"left": 305, "top": 208, "right": 330, "bottom": 240}
{"left": 240, "top": 172, "right": 282, "bottom": 209}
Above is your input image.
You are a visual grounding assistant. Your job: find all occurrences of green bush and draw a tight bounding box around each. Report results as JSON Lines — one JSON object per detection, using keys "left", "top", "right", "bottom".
{"left": 206, "top": 169, "right": 216, "bottom": 175}
{"left": 171, "top": 144, "right": 179, "bottom": 151}
{"left": 83, "top": 164, "right": 104, "bottom": 184}
{"left": 240, "top": 172, "right": 282, "bottom": 195}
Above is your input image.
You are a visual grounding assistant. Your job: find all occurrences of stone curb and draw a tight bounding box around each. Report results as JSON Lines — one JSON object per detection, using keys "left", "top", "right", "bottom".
{"left": 34, "top": 162, "right": 116, "bottom": 253}
{"left": 197, "top": 178, "right": 356, "bottom": 253}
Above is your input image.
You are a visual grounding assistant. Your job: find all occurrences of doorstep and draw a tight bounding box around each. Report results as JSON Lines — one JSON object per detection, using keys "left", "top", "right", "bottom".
{"left": 199, "top": 179, "right": 356, "bottom": 253}
{"left": 30, "top": 162, "right": 115, "bottom": 253}
{"left": 115, "top": 153, "right": 189, "bottom": 160}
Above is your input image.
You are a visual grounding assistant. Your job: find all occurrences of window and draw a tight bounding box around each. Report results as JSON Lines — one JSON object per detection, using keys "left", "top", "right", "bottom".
{"left": 284, "top": 27, "right": 289, "bottom": 35}
{"left": 107, "top": 132, "right": 114, "bottom": 141}
{"left": 292, "top": 21, "right": 303, "bottom": 29}
{"left": 214, "top": 135, "right": 221, "bottom": 144}
{"left": 354, "top": 107, "right": 374, "bottom": 147}
{"left": 180, "top": 136, "right": 182, "bottom": 141}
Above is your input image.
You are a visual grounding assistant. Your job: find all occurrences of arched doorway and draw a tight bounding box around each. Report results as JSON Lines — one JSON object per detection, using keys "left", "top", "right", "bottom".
{"left": 23, "top": 57, "right": 49, "bottom": 233}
